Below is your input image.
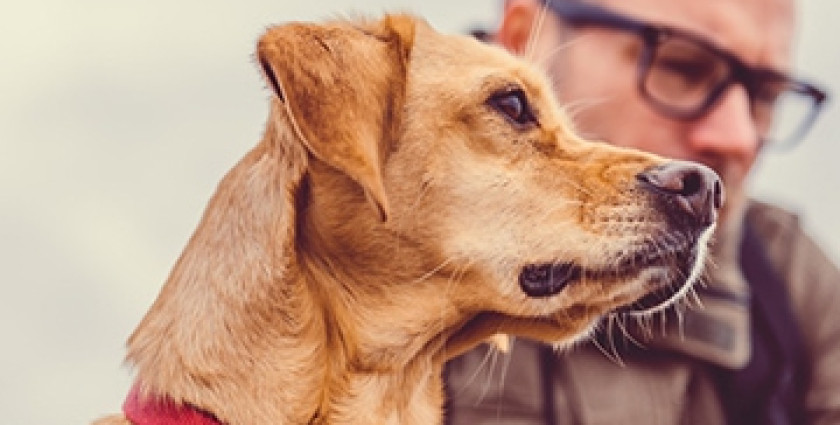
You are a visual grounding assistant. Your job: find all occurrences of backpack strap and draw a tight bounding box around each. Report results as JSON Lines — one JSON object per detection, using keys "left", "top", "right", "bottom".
{"left": 715, "top": 219, "right": 809, "bottom": 425}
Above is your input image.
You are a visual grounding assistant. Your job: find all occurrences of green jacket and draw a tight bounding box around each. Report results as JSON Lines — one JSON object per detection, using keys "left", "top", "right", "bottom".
{"left": 444, "top": 201, "right": 840, "bottom": 425}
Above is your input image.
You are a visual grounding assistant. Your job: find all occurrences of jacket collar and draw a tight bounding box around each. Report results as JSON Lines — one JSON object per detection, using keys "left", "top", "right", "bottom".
{"left": 123, "top": 384, "right": 223, "bottom": 425}
{"left": 628, "top": 284, "right": 752, "bottom": 369}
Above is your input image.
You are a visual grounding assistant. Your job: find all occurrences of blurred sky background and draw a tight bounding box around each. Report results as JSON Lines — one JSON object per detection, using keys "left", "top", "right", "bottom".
{"left": 1, "top": 1, "right": 838, "bottom": 424}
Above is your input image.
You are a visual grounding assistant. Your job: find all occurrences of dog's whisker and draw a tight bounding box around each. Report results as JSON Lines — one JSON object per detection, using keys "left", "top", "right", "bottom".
{"left": 437, "top": 258, "right": 473, "bottom": 359}
{"left": 686, "top": 285, "right": 704, "bottom": 309}
{"left": 533, "top": 34, "right": 586, "bottom": 69}
{"left": 658, "top": 309, "right": 670, "bottom": 335}
{"left": 674, "top": 307, "right": 686, "bottom": 340}
{"left": 450, "top": 340, "right": 500, "bottom": 399}
{"left": 546, "top": 85, "right": 610, "bottom": 117}
{"left": 613, "top": 313, "right": 644, "bottom": 349}
{"left": 496, "top": 337, "right": 514, "bottom": 384}
{"left": 603, "top": 315, "right": 624, "bottom": 358}
{"left": 411, "top": 257, "right": 456, "bottom": 285}
{"left": 590, "top": 318, "right": 626, "bottom": 366}
{"left": 407, "top": 175, "right": 434, "bottom": 215}
{"left": 524, "top": 2, "right": 552, "bottom": 62}
{"left": 634, "top": 313, "right": 654, "bottom": 339}
{"left": 490, "top": 338, "right": 515, "bottom": 422}
{"left": 479, "top": 347, "right": 500, "bottom": 403}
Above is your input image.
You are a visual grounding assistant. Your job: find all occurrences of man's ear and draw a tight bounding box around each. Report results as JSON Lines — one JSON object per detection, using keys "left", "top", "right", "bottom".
{"left": 257, "top": 14, "right": 416, "bottom": 221}
{"left": 497, "top": 0, "right": 542, "bottom": 55}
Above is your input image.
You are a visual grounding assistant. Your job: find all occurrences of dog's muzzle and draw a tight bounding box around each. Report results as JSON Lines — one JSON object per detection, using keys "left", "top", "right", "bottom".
{"left": 517, "top": 160, "right": 722, "bottom": 312}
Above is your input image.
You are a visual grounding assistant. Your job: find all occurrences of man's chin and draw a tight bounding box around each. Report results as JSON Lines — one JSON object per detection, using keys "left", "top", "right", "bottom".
{"left": 710, "top": 183, "right": 748, "bottom": 260}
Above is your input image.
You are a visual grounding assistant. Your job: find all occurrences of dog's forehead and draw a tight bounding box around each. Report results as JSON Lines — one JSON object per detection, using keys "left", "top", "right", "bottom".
{"left": 408, "top": 21, "right": 556, "bottom": 111}
{"left": 404, "top": 21, "right": 568, "bottom": 135}
{"left": 409, "top": 22, "right": 552, "bottom": 95}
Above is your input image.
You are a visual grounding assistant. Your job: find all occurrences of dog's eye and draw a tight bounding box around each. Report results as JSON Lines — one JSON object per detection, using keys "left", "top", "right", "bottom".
{"left": 488, "top": 89, "right": 537, "bottom": 126}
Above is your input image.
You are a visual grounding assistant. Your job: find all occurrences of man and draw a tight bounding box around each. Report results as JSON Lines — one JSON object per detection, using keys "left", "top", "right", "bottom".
{"left": 444, "top": 0, "right": 840, "bottom": 424}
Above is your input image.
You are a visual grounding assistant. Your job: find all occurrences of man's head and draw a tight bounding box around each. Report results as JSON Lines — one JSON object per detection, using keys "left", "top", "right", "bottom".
{"left": 495, "top": 0, "right": 825, "bottom": 225}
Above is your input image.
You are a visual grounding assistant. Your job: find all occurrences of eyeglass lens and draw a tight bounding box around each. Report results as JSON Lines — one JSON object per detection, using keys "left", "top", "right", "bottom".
{"left": 641, "top": 35, "right": 818, "bottom": 147}
{"left": 644, "top": 37, "right": 728, "bottom": 112}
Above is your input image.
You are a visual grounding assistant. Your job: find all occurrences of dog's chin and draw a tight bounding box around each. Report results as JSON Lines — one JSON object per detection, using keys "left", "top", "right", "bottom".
{"left": 518, "top": 236, "right": 706, "bottom": 316}
{"left": 611, "top": 265, "right": 696, "bottom": 316}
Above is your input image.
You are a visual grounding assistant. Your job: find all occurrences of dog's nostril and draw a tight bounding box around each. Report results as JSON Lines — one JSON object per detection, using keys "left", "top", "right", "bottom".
{"left": 638, "top": 161, "right": 724, "bottom": 228}
{"left": 679, "top": 171, "right": 704, "bottom": 198}
{"left": 714, "top": 180, "right": 724, "bottom": 209}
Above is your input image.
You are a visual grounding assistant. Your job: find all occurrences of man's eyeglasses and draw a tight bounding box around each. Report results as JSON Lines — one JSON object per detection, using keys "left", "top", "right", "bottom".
{"left": 544, "top": 0, "right": 829, "bottom": 149}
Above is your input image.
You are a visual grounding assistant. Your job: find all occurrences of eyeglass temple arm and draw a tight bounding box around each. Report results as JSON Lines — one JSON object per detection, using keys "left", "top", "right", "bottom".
{"left": 544, "top": 0, "right": 649, "bottom": 31}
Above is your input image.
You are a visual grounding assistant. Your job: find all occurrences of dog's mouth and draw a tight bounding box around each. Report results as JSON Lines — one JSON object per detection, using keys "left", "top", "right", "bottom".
{"left": 519, "top": 262, "right": 582, "bottom": 298}
{"left": 518, "top": 237, "right": 699, "bottom": 314}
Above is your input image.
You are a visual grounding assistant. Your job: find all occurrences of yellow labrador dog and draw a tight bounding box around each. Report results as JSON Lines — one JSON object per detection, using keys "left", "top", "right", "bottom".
{"left": 95, "top": 13, "right": 721, "bottom": 425}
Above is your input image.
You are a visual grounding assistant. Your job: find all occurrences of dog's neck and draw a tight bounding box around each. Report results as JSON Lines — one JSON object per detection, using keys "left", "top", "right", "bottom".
{"left": 284, "top": 162, "right": 469, "bottom": 424}
{"left": 123, "top": 115, "right": 477, "bottom": 425}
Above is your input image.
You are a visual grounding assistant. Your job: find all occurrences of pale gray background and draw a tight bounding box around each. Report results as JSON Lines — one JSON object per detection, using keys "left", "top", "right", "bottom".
{"left": 1, "top": 1, "right": 837, "bottom": 424}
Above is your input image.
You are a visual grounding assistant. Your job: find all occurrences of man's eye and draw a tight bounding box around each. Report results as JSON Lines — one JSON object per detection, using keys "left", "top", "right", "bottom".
{"left": 658, "top": 58, "right": 717, "bottom": 84}
{"left": 488, "top": 89, "right": 537, "bottom": 126}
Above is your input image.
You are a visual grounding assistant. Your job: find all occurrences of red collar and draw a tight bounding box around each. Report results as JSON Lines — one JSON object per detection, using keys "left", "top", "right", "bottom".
{"left": 123, "top": 384, "right": 223, "bottom": 425}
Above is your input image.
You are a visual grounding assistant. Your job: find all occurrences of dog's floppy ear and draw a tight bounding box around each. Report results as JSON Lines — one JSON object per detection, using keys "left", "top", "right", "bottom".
{"left": 257, "top": 14, "right": 416, "bottom": 221}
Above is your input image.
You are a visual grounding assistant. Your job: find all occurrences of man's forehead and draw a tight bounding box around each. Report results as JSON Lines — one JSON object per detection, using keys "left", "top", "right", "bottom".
{"left": 591, "top": 0, "right": 795, "bottom": 68}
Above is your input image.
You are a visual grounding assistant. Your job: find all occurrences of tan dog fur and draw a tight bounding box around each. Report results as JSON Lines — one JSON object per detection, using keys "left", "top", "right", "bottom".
{"left": 95, "top": 14, "right": 715, "bottom": 425}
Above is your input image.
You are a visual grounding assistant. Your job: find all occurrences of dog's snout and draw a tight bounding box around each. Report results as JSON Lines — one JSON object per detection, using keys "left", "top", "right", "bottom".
{"left": 637, "top": 161, "right": 724, "bottom": 228}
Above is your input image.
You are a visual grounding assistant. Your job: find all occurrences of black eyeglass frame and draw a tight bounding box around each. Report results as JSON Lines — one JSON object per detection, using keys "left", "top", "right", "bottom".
{"left": 543, "top": 0, "right": 829, "bottom": 148}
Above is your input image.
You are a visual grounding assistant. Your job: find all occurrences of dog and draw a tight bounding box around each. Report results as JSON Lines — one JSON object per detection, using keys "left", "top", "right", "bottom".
{"left": 94, "top": 13, "right": 722, "bottom": 425}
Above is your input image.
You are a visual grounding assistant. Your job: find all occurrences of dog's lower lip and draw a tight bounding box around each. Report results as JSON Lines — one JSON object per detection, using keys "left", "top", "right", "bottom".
{"left": 616, "top": 247, "right": 697, "bottom": 314}
{"left": 519, "top": 263, "right": 581, "bottom": 297}
{"left": 617, "top": 288, "right": 676, "bottom": 313}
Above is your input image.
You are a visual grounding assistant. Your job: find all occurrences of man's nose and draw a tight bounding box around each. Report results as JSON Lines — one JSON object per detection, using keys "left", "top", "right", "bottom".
{"left": 687, "top": 85, "right": 760, "bottom": 156}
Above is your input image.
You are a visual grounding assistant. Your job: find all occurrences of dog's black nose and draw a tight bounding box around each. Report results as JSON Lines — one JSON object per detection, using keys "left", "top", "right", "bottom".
{"left": 637, "top": 161, "right": 724, "bottom": 228}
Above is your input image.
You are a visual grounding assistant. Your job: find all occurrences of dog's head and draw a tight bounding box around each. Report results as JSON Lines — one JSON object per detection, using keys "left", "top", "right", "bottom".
{"left": 257, "top": 14, "right": 722, "bottom": 351}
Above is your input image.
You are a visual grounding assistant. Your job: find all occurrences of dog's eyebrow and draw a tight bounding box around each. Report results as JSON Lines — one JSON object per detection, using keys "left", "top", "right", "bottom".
{"left": 480, "top": 75, "right": 539, "bottom": 101}
{"left": 481, "top": 76, "right": 521, "bottom": 93}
